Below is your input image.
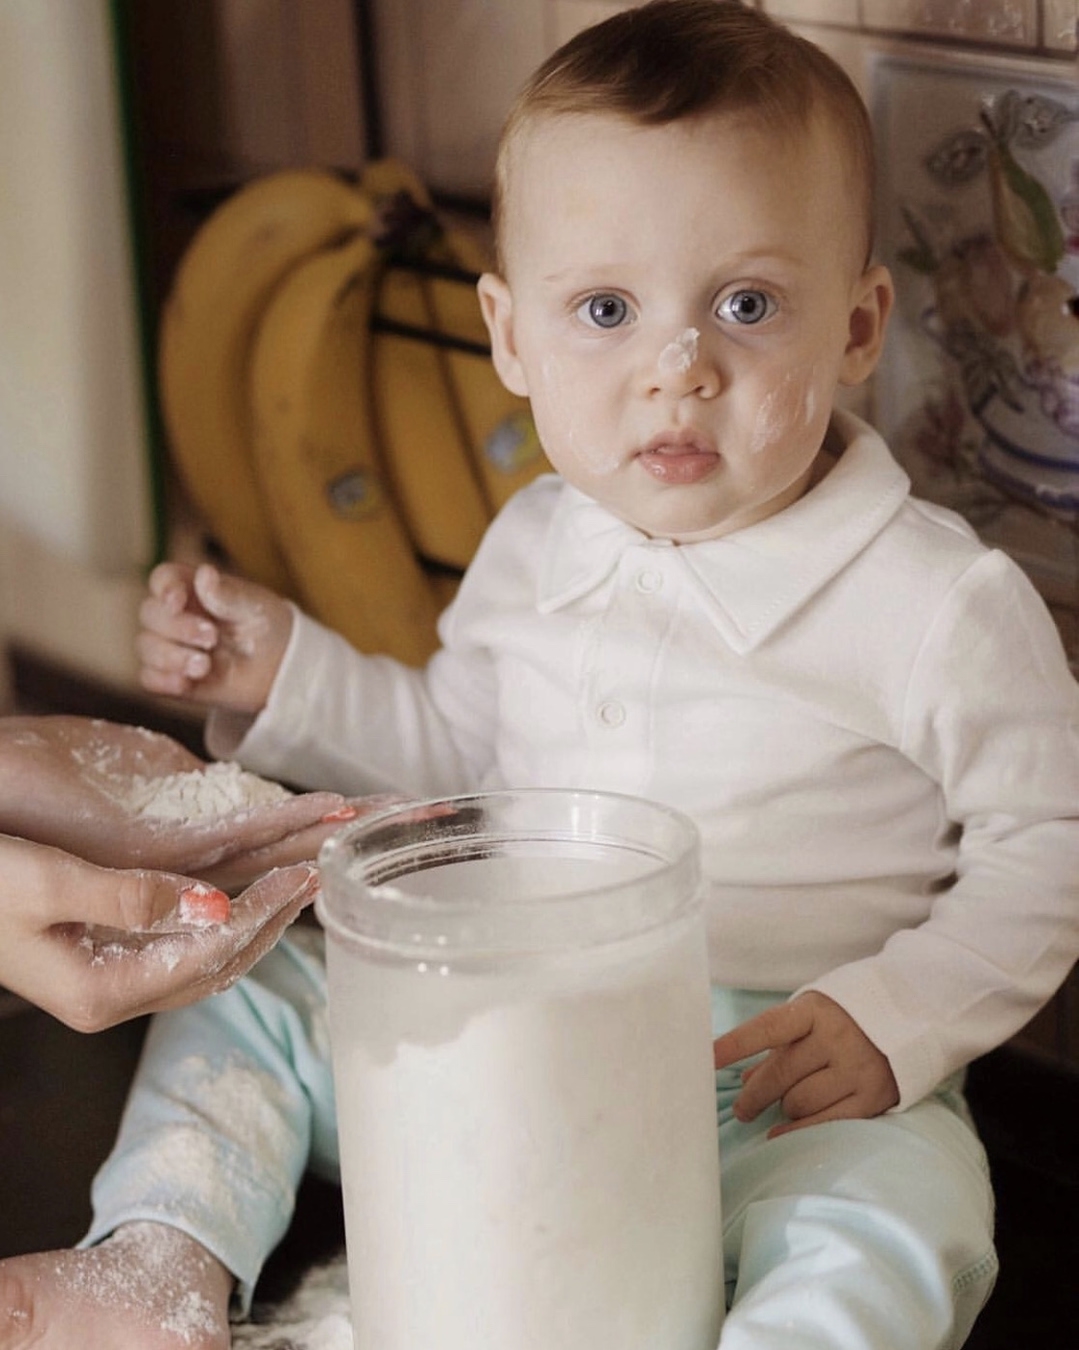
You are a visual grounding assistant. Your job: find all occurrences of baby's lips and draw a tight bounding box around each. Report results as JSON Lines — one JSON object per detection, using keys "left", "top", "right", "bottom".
{"left": 178, "top": 882, "right": 232, "bottom": 927}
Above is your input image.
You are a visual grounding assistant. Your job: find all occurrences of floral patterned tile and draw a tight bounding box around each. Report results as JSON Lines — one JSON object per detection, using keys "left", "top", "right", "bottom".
{"left": 873, "top": 53, "right": 1079, "bottom": 618}
{"left": 861, "top": 0, "right": 1039, "bottom": 46}
{"left": 1042, "top": 0, "right": 1079, "bottom": 50}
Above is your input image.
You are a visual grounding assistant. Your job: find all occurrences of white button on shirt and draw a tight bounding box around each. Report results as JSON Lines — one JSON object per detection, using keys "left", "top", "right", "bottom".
{"left": 222, "top": 410, "right": 1079, "bottom": 1110}
{"left": 596, "top": 700, "right": 626, "bottom": 727}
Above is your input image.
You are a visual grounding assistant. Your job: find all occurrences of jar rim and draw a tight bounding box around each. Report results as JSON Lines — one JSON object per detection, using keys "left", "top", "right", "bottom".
{"left": 316, "top": 788, "right": 702, "bottom": 959}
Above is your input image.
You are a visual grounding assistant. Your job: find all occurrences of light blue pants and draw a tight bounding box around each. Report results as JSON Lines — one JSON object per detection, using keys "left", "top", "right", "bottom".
{"left": 86, "top": 938, "right": 997, "bottom": 1347}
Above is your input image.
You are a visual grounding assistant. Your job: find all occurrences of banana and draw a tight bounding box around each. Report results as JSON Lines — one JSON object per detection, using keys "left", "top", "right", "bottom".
{"left": 371, "top": 261, "right": 492, "bottom": 570}
{"left": 425, "top": 227, "right": 550, "bottom": 514}
{"left": 158, "top": 170, "right": 372, "bottom": 591}
{"left": 361, "top": 159, "right": 547, "bottom": 560}
{"left": 360, "top": 161, "right": 491, "bottom": 571}
{"left": 247, "top": 229, "right": 443, "bottom": 665}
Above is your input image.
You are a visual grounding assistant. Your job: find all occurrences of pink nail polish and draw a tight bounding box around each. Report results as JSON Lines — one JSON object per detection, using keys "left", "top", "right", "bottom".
{"left": 179, "top": 884, "right": 231, "bottom": 927}
{"left": 321, "top": 805, "right": 359, "bottom": 823}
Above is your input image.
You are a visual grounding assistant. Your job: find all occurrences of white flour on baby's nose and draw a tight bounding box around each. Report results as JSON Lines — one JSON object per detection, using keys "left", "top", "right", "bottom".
{"left": 658, "top": 327, "right": 699, "bottom": 374}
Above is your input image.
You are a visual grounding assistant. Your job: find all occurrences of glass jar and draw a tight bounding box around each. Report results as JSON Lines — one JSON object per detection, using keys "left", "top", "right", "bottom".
{"left": 317, "top": 787, "right": 723, "bottom": 1350}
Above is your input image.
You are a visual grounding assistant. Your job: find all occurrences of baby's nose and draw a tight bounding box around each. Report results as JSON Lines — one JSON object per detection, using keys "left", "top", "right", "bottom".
{"left": 658, "top": 328, "right": 700, "bottom": 375}
{"left": 650, "top": 327, "right": 721, "bottom": 398}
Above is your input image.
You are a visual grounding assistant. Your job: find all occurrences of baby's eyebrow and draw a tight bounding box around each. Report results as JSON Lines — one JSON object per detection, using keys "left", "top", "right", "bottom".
{"left": 540, "top": 266, "right": 616, "bottom": 285}
{"left": 719, "top": 247, "right": 815, "bottom": 276}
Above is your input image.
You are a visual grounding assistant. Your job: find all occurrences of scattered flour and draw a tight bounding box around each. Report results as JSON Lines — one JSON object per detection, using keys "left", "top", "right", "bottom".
{"left": 59, "top": 1222, "right": 223, "bottom": 1345}
{"left": 233, "top": 1252, "right": 353, "bottom": 1349}
{"left": 115, "top": 761, "right": 292, "bottom": 822}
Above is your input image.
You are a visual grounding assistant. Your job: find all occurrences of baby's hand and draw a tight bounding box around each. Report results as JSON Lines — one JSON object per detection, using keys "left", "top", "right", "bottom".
{"left": 137, "top": 562, "right": 292, "bottom": 713}
{"left": 712, "top": 991, "right": 899, "bottom": 1137}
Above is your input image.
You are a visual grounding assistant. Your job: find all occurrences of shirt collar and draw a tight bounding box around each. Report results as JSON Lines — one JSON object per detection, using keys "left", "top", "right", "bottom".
{"left": 536, "top": 410, "right": 911, "bottom": 653}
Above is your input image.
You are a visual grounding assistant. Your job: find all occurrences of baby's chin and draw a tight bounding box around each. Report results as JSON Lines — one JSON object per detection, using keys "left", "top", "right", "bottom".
{"left": 653, "top": 518, "right": 743, "bottom": 544}
{"left": 602, "top": 497, "right": 738, "bottom": 544}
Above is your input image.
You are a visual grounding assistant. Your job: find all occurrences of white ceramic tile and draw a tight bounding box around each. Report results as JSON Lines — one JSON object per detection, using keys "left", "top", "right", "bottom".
{"left": 549, "top": 0, "right": 638, "bottom": 47}
{"left": 861, "top": 0, "right": 1038, "bottom": 46}
{"left": 1043, "top": 0, "right": 1079, "bottom": 50}
{"left": 761, "top": 0, "right": 859, "bottom": 24}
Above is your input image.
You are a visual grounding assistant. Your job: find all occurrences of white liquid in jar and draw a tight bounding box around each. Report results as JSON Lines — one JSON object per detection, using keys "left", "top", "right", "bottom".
{"left": 325, "top": 853, "right": 724, "bottom": 1350}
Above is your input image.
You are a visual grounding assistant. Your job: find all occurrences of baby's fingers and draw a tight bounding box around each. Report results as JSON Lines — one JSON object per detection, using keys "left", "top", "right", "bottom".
{"left": 733, "top": 1036, "right": 827, "bottom": 1122}
{"left": 136, "top": 629, "right": 213, "bottom": 699}
{"left": 139, "top": 586, "right": 219, "bottom": 650}
{"left": 766, "top": 1091, "right": 862, "bottom": 1139}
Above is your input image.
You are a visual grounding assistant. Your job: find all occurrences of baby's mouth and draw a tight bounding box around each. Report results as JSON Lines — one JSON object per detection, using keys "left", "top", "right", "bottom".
{"left": 637, "top": 433, "right": 719, "bottom": 485}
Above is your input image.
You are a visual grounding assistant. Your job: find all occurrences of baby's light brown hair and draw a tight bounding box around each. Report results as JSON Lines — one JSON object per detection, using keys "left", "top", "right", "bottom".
{"left": 493, "top": 0, "right": 876, "bottom": 274}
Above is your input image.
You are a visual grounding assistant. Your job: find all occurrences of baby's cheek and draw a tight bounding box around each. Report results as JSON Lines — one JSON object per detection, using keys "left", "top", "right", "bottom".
{"left": 748, "top": 366, "right": 821, "bottom": 457}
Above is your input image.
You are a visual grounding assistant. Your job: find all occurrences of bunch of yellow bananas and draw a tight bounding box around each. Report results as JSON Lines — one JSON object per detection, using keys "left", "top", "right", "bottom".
{"left": 158, "top": 161, "right": 547, "bottom": 666}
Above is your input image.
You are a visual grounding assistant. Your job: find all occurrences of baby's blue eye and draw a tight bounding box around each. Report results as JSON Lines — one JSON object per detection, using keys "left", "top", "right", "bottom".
{"left": 717, "top": 290, "right": 775, "bottom": 325}
{"left": 579, "top": 293, "right": 630, "bottom": 328}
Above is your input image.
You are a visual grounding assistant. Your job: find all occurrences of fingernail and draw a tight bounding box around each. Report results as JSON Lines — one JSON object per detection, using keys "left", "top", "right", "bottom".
{"left": 321, "top": 805, "right": 359, "bottom": 823}
{"left": 294, "top": 866, "right": 321, "bottom": 903}
{"left": 179, "top": 884, "right": 231, "bottom": 926}
{"left": 163, "top": 586, "right": 185, "bottom": 616}
{"left": 193, "top": 621, "right": 218, "bottom": 650}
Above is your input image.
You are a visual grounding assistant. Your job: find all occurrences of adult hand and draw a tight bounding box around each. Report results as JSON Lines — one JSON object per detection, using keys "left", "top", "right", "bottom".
{"left": 0, "top": 1222, "right": 233, "bottom": 1350}
{"left": 0, "top": 716, "right": 353, "bottom": 889}
{"left": 0, "top": 833, "right": 320, "bottom": 1032}
{"left": 712, "top": 991, "right": 899, "bottom": 1137}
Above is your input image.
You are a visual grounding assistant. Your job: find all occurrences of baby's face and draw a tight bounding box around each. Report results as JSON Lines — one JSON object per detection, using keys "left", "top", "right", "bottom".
{"left": 480, "top": 109, "right": 890, "bottom": 542}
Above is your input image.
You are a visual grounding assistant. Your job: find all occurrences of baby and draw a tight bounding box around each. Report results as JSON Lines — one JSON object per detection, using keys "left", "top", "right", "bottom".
{"left": 5, "top": 2, "right": 1078, "bottom": 1346}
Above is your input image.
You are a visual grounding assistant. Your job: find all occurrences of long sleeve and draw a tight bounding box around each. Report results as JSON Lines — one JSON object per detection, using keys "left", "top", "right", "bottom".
{"left": 206, "top": 601, "right": 501, "bottom": 801}
{"left": 807, "top": 551, "right": 1079, "bottom": 1107}
{"left": 204, "top": 479, "right": 563, "bottom": 799}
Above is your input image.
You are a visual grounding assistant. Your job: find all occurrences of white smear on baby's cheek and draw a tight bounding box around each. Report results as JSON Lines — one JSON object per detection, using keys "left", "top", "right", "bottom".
{"left": 748, "top": 383, "right": 785, "bottom": 456}
{"left": 803, "top": 381, "right": 817, "bottom": 428}
{"left": 658, "top": 327, "right": 700, "bottom": 375}
{"left": 749, "top": 368, "right": 819, "bottom": 455}
{"left": 539, "top": 355, "right": 620, "bottom": 475}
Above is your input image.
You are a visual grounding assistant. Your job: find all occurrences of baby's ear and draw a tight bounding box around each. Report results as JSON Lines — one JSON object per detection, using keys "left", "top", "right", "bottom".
{"left": 477, "top": 273, "right": 530, "bottom": 397}
{"left": 840, "top": 264, "right": 894, "bottom": 387}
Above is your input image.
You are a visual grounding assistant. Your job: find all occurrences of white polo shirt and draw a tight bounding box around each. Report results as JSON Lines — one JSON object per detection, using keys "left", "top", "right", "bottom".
{"left": 216, "top": 410, "right": 1079, "bottom": 1108}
